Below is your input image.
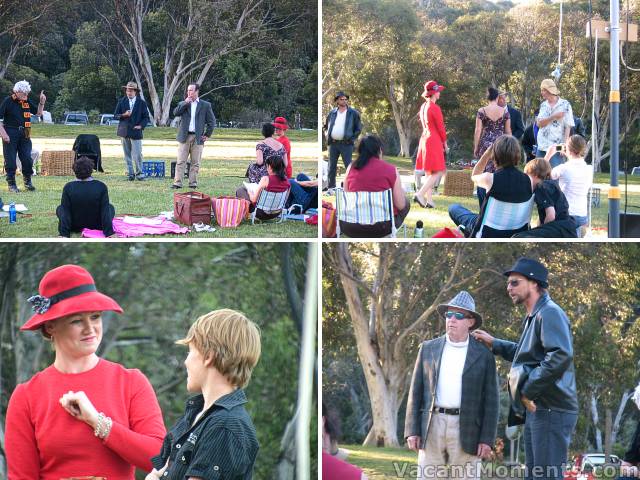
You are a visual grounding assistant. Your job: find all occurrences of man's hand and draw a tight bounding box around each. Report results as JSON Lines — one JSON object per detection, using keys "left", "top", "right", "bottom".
{"left": 471, "top": 329, "right": 494, "bottom": 349}
{"left": 121, "top": 110, "right": 132, "bottom": 118}
{"left": 477, "top": 443, "right": 492, "bottom": 459}
{"left": 552, "top": 111, "right": 565, "bottom": 121}
{"left": 521, "top": 395, "right": 536, "bottom": 413}
{"left": 201, "top": 135, "right": 208, "bottom": 142}
{"left": 185, "top": 97, "right": 193, "bottom": 103}
{"left": 133, "top": 125, "right": 142, "bottom": 130}
{"left": 39, "top": 90, "right": 46, "bottom": 104}
{"left": 1, "top": 131, "right": 9, "bottom": 143}
{"left": 145, "top": 460, "right": 169, "bottom": 480}
{"left": 406, "top": 435, "right": 421, "bottom": 452}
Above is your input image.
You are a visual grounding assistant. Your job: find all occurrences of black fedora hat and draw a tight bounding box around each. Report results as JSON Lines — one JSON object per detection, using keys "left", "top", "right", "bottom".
{"left": 334, "top": 91, "right": 350, "bottom": 102}
{"left": 503, "top": 257, "right": 549, "bottom": 288}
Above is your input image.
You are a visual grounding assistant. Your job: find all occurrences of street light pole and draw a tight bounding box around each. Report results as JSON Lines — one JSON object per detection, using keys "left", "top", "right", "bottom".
{"left": 609, "top": 0, "right": 621, "bottom": 237}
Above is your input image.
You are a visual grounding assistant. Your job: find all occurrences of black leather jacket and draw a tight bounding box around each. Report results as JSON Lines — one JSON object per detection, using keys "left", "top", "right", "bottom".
{"left": 323, "top": 107, "right": 362, "bottom": 145}
{"left": 493, "top": 293, "right": 578, "bottom": 425}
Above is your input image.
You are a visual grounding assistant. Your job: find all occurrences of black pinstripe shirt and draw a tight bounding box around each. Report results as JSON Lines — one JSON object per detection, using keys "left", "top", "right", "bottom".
{"left": 151, "top": 389, "right": 259, "bottom": 479}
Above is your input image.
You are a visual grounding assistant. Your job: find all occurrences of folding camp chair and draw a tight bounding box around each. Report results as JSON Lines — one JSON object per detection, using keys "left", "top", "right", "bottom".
{"left": 474, "top": 195, "right": 535, "bottom": 238}
{"left": 335, "top": 187, "right": 404, "bottom": 238}
{"left": 251, "top": 189, "right": 290, "bottom": 224}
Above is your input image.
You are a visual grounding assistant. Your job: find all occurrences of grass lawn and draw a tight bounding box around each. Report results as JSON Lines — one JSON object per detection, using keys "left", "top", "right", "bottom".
{"left": 1, "top": 126, "right": 319, "bottom": 238}
{"left": 338, "top": 445, "right": 523, "bottom": 479}
{"left": 324, "top": 153, "right": 640, "bottom": 238}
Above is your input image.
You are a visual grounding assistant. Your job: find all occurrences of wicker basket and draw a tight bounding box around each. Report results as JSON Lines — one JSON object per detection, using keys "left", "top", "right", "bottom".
{"left": 443, "top": 170, "right": 474, "bottom": 197}
{"left": 41, "top": 151, "right": 75, "bottom": 176}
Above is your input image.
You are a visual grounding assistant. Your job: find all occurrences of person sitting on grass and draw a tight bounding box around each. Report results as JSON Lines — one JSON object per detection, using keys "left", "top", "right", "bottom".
{"left": 56, "top": 156, "right": 115, "bottom": 238}
{"left": 448, "top": 135, "right": 533, "bottom": 238}
{"left": 146, "top": 309, "right": 261, "bottom": 480}
{"left": 246, "top": 123, "right": 288, "bottom": 184}
{"left": 513, "top": 158, "right": 577, "bottom": 238}
{"left": 236, "top": 154, "right": 290, "bottom": 220}
{"left": 340, "top": 134, "right": 409, "bottom": 238}
{"left": 287, "top": 173, "right": 318, "bottom": 214}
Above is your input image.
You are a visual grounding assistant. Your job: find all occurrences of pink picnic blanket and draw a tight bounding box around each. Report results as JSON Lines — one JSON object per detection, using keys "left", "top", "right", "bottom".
{"left": 82, "top": 216, "right": 189, "bottom": 238}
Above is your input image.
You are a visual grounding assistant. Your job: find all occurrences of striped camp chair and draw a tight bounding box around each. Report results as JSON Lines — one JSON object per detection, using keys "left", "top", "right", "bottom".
{"left": 335, "top": 187, "right": 401, "bottom": 238}
{"left": 474, "top": 194, "right": 535, "bottom": 238}
{"left": 251, "top": 189, "right": 290, "bottom": 224}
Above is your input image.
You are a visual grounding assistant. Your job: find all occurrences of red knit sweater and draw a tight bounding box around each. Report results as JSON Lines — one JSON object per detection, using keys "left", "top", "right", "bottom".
{"left": 6, "top": 359, "right": 166, "bottom": 480}
{"left": 277, "top": 135, "right": 292, "bottom": 178}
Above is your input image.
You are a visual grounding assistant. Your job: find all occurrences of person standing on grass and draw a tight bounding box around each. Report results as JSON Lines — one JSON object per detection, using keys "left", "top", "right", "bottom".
{"left": 0, "top": 80, "right": 45, "bottom": 193}
{"left": 172, "top": 83, "right": 215, "bottom": 190}
{"left": 473, "top": 258, "right": 578, "bottom": 480}
{"left": 114, "top": 81, "right": 150, "bottom": 181}
{"left": 323, "top": 91, "right": 362, "bottom": 193}
{"left": 536, "top": 79, "right": 574, "bottom": 161}
{"left": 405, "top": 291, "right": 499, "bottom": 480}
{"left": 273, "top": 116, "right": 293, "bottom": 178}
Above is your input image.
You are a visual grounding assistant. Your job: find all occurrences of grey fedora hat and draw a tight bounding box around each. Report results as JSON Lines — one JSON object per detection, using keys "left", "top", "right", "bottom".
{"left": 437, "top": 290, "right": 483, "bottom": 330}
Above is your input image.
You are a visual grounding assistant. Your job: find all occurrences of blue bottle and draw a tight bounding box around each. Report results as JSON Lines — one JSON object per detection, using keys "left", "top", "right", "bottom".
{"left": 9, "top": 202, "right": 17, "bottom": 224}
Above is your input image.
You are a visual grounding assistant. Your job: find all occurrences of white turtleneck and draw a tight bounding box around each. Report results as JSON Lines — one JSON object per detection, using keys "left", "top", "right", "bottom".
{"left": 435, "top": 334, "right": 469, "bottom": 409}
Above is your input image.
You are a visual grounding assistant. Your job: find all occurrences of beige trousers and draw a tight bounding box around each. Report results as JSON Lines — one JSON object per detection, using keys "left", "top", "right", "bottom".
{"left": 174, "top": 134, "right": 203, "bottom": 187}
{"left": 417, "top": 413, "right": 480, "bottom": 480}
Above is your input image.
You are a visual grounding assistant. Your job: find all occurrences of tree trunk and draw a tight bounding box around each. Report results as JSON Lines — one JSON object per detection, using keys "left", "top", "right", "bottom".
{"left": 388, "top": 80, "right": 412, "bottom": 157}
{"left": 335, "top": 244, "right": 400, "bottom": 447}
{"left": 612, "top": 390, "right": 633, "bottom": 445}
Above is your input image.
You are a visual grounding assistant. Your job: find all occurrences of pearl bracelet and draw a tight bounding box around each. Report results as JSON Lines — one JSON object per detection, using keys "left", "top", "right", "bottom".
{"left": 94, "top": 412, "right": 113, "bottom": 439}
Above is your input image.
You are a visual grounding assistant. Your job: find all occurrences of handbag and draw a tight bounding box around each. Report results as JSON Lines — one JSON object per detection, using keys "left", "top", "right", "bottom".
{"left": 174, "top": 191, "right": 212, "bottom": 226}
{"left": 212, "top": 196, "right": 250, "bottom": 227}
{"left": 116, "top": 119, "right": 128, "bottom": 138}
{"left": 322, "top": 201, "right": 336, "bottom": 238}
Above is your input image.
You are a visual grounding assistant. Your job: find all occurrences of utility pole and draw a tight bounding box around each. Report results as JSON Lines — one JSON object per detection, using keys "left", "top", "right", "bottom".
{"left": 609, "top": 0, "right": 621, "bottom": 238}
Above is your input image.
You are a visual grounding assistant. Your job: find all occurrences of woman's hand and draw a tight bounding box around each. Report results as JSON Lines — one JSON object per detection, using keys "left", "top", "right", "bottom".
{"left": 59, "top": 390, "right": 100, "bottom": 428}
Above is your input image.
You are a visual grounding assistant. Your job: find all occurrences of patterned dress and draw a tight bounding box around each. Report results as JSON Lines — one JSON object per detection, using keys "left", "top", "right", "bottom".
{"left": 246, "top": 142, "right": 286, "bottom": 183}
{"left": 477, "top": 107, "right": 510, "bottom": 173}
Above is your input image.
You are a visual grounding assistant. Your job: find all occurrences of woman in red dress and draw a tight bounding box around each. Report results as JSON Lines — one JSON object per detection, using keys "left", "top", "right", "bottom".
{"left": 414, "top": 80, "right": 448, "bottom": 209}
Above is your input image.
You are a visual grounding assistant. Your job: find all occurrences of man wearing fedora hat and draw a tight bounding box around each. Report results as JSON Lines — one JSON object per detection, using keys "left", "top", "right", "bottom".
{"left": 273, "top": 116, "right": 293, "bottom": 178}
{"left": 405, "top": 291, "right": 499, "bottom": 479}
{"left": 473, "top": 257, "right": 578, "bottom": 480}
{"left": 323, "top": 91, "right": 362, "bottom": 192}
{"left": 536, "top": 79, "right": 574, "bottom": 162}
{"left": 114, "top": 81, "right": 150, "bottom": 181}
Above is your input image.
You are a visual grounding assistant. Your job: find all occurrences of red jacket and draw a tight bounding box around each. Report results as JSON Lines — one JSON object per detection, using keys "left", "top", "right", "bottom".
{"left": 277, "top": 135, "right": 292, "bottom": 178}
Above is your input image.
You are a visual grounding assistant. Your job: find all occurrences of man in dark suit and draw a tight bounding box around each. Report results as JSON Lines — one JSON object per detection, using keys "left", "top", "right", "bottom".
{"left": 405, "top": 291, "right": 499, "bottom": 479}
{"left": 172, "top": 83, "right": 216, "bottom": 189}
{"left": 114, "top": 81, "right": 150, "bottom": 181}
{"left": 499, "top": 92, "right": 525, "bottom": 140}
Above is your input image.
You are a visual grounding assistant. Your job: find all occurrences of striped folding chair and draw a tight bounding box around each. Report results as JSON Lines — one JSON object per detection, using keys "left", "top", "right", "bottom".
{"left": 251, "top": 189, "right": 290, "bottom": 224}
{"left": 335, "top": 188, "right": 400, "bottom": 238}
{"left": 474, "top": 195, "right": 535, "bottom": 238}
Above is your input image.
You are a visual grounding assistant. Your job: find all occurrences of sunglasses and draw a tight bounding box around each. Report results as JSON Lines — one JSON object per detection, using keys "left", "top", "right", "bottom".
{"left": 507, "top": 279, "right": 521, "bottom": 287}
{"left": 445, "top": 311, "right": 469, "bottom": 320}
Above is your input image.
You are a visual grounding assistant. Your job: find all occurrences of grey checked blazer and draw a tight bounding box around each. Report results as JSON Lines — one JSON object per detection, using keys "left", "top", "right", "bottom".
{"left": 173, "top": 99, "right": 216, "bottom": 145}
{"left": 404, "top": 335, "right": 499, "bottom": 455}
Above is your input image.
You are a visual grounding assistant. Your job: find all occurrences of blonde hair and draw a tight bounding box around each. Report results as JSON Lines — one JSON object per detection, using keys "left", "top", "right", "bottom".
{"left": 524, "top": 158, "right": 552, "bottom": 180}
{"left": 567, "top": 135, "right": 587, "bottom": 158}
{"left": 176, "top": 309, "right": 261, "bottom": 388}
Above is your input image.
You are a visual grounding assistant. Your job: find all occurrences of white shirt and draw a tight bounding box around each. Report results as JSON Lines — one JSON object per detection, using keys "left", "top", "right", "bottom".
{"left": 189, "top": 99, "right": 199, "bottom": 132}
{"left": 330, "top": 109, "right": 347, "bottom": 141}
{"left": 536, "top": 98, "right": 575, "bottom": 152}
{"left": 128, "top": 97, "right": 136, "bottom": 111}
{"left": 435, "top": 334, "right": 469, "bottom": 409}
{"left": 551, "top": 158, "right": 593, "bottom": 217}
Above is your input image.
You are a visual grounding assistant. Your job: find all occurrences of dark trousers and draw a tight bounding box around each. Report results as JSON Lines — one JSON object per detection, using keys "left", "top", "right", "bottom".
{"left": 524, "top": 409, "right": 577, "bottom": 480}
{"left": 56, "top": 203, "right": 115, "bottom": 237}
{"left": 328, "top": 142, "right": 353, "bottom": 189}
{"left": 448, "top": 204, "right": 478, "bottom": 236}
{"left": 3, "top": 127, "right": 33, "bottom": 183}
{"left": 339, "top": 201, "right": 410, "bottom": 238}
{"left": 287, "top": 173, "right": 318, "bottom": 212}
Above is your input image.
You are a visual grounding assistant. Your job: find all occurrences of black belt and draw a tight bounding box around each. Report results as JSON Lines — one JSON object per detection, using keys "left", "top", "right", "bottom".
{"left": 432, "top": 407, "right": 460, "bottom": 415}
{"left": 4, "top": 125, "right": 25, "bottom": 130}
{"left": 330, "top": 139, "right": 352, "bottom": 145}
{"left": 188, "top": 131, "right": 196, "bottom": 134}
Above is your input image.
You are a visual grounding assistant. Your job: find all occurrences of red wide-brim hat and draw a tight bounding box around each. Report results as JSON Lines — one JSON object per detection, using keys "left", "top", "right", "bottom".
{"left": 422, "top": 80, "right": 445, "bottom": 98}
{"left": 21, "top": 264, "right": 123, "bottom": 331}
{"left": 272, "top": 116, "right": 289, "bottom": 130}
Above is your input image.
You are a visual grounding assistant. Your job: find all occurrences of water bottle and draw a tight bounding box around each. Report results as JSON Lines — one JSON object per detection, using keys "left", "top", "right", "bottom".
{"left": 9, "top": 202, "right": 17, "bottom": 224}
{"left": 414, "top": 220, "right": 424, "bottom": 238}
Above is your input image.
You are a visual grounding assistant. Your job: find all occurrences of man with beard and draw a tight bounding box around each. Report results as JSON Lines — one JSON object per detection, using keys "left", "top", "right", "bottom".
{"left": 473, "top": 257, "right": 578, "bottom": 480}
{"left": 405, "top": 291, "right": 499, "bottom": 480}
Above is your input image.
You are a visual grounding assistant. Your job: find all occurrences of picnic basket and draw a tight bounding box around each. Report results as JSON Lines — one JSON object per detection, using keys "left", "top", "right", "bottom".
{"left": 41, "top": 151, "right": 75, "bottom": 176}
